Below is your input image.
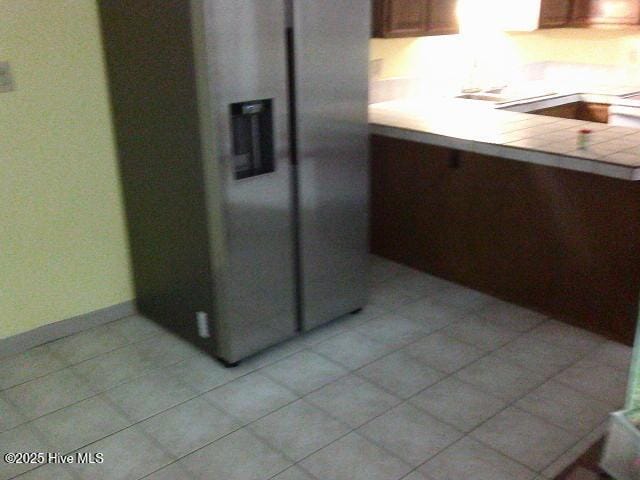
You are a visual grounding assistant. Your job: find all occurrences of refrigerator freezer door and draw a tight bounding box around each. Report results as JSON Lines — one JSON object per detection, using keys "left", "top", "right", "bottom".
{"left": 198, "top": 0, "right": 297, "bottom": 362}
{"left": 292, "top": 0, "right": 371, "bottom": 330}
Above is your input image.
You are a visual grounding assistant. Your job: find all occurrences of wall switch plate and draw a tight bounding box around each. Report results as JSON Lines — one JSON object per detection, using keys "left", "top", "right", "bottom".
{"left": 0, "top": 62, "right": 15, "bottom": 93}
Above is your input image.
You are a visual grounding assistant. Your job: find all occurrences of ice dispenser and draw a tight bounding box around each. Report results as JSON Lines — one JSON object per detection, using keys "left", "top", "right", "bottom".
{"left": 230, "top": 99, "right": 275, "bottom": 179}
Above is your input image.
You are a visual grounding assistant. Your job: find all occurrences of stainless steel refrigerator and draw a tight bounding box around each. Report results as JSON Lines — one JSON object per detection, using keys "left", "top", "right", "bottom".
{"left": 98, "top": 0, "right": 370, "bottom": 365}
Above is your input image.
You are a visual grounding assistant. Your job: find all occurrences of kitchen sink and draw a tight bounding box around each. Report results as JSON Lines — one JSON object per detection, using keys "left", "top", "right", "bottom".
{"left": 456, "top": 91, "right": 558, "bottom": 104}
{"left": 456, "top": 93, "right": 510, "bottom": 102}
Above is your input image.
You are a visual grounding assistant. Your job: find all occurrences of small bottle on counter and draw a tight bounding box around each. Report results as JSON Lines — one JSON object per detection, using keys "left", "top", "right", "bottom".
{"left": 577, "top": 129, "right": 592, "bottom": 150}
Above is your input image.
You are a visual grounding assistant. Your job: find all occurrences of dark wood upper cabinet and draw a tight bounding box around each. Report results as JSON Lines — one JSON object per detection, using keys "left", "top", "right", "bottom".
{"left": 539, "top": 0, "right": 574, "bottom": 27}
{"left": 571, "top": 0, "right": 640, "bottom": 26}
{"left": 373, "top": 0, "right": 429, "bottom": 37}
{"left": 427, "top": 0, "right": 460, "bottom": 35}
{"left": 373, "top": 0, "right": 458, "bottom": 38}
{"left": 372, "top": 0, "right": 640, "bottom": 38}
{"left": 571, "top": 0, "right": 594, "bottom": 24}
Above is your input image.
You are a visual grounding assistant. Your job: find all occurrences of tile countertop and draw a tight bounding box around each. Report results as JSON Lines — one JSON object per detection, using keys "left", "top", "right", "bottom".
{"left": 369, "top": 91, "right": 640, "bottom": 181}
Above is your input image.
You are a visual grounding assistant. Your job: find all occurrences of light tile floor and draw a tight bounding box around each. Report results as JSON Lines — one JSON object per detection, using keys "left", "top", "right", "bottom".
{"left": 0, "top": 255, "right": 632, "bottom": 480}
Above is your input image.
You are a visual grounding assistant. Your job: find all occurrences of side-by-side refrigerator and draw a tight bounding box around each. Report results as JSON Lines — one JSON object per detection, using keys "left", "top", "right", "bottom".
{"left": 98, "top": 0, "right": 370, "bottom": 365}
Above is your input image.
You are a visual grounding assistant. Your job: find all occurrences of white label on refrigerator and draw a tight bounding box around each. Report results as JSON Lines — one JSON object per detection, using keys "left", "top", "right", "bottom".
{"left": 196, "top": 311, "right": 211, "bottom": 338}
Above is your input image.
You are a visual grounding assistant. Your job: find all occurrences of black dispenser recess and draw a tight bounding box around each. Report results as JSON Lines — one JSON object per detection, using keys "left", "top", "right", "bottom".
{"left": 230, "top": 99, "right": 275, "bottom": 179}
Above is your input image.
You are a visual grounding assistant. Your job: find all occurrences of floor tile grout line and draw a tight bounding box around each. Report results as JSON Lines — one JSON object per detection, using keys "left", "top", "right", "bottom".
{"left": 394, "top": 300, "right": 613, "bottom": 406}
{"left": 4, "top": 331, "right": 243, "bottom": 424}
{"left": 1, "top": 316, "right": 324, "bottom": 437}
{"left": 296, "top": 305, "right": 390, "bottom": 347}
{"left": 437, "top": 361, "right": 612, "bottom": 476}
{"left": 382, "top": 265, "right": 611, "bottom": 360}
{"left": 0, "top": 312, "right": 168, "bottom": 365}
{"left": 0, "top": 312, "right": 145, "bottom": 363}
{"left": 4, "top": 322, "right": 611, "bottom": 477}
{"left": 72, "top": 370, "right": 329, "bottom": 478}
{"left": 305, "top": 286, "right": 602, "bottom": 455}
{"left": 11, "top": 337, "right": 356, "bottom": 479}
{"left": 1, "top": 344, "right": 205, "bottom": 434}
{"left": 536, "top": 420, "right": 610, "bottom": 479}
{"left": 43, "top": 316, "right": 150, "bottom": 362}
{"left": 381, "top": 325, "right": 558, "bottom": 474}
{"left": 4, "top": 367, "right": 208, "bottom": 479}
{"left": 362, "top": 294, "right": 612, "bottom": 475}
{"left": 394, "top": 433, "right": 521, "bottom": 480}
{"left": 425, "top": 354, "right": 603, "bottom": 475}
{"left": 0, "top": 325, "right": 167, "bottom": 393}
{"left": 3, "top": 410, "right": 66, "bottom": 480}
{"left": 541, "top": 419, "right": 611, "bottom": 479}
{"left": 284, "top": 413, "right": 416, "bottom": 479}
{"left": 5, "top": 332, "right": 336, "bottom": 479}
{"left": 3, "top": 263, "right": 625, "bottom": 479}
{"left": 56, "top": 340, "right": 418, "bottom": 479}
{"left": 309, "top": 288, "right": 505, "bottom": 379}
{"left": 550, "top": 349, "right": 626, "bottom": 408}
{"left": 438, "top": 338, "right": 601, "bottom": 474}
{"left": 277, "top": 325, "right": 520, "bottom": 476}
{"left": 266, "top": 465, "right": 322, "bottom": 480}
{"left": 0, "top": 275, "right": 604, "bottom": 406}
{"left": 5, "top": 375, "right": 612, "bottom": 479}
{"left": 499, "top": 343, "right": 624, "bottom": 474}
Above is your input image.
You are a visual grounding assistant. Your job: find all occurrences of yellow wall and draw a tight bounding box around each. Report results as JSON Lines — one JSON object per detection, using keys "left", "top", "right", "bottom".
{"left": 371, "top": 28, "right": 640, "bottom": 79}
{"left": 0, "top": 0, "right": 134, "bottom": 339}
{"left": 509, "top": 27, "right": 640, "bottom": 65}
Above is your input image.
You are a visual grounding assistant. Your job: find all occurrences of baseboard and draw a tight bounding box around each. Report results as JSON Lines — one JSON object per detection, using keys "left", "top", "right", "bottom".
{"left": 0, "top": 300, "right": 137, "bottom": 359}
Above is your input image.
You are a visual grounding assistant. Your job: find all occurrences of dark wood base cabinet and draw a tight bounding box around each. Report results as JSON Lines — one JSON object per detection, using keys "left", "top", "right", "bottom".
{"left": 531, "top": 102, "right": 610, "bottom": 124}
{"left": 371, "top": 134, "right": 640, "bottom": 345}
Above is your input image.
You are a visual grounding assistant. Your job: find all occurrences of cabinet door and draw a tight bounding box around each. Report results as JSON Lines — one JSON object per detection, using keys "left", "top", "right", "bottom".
{"left": 533, "top": 102, "right": 609, "bottom": 123}
{"left": 576, "top": 102, "right": 610, "bottom": 123}
{"left": 539, "top": 0, "right": 573, "bottom": 27}
{"left": 572, "top": 0, "right": 640, "bottom": 25}
{"left": 591, "top": 0, "right": 640, "bottom": 24}
{"left": 427, "top": 0, "right": 459, "bottom": 35}
{"left": 455, "top": 152, "right": 562, "bottom": 309}
{"left": 570, "top": 0, "right": 592, "bottom": 24}
{"left": 370, "top": 135, "right": 457, "bottom": 270}
{"left": 531, "top": 102, "right": 580, "bottom": 119}
{"left": 373, "top": 0, "right": 429, "bottom": 37}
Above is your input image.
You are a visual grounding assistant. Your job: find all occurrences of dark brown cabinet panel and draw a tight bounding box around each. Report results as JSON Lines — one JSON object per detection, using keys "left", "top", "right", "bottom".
{"left": 427, "top": 0, "right": 459, "bottom": 35}
{"left": 530, "top": 102, "right": 609, "bottom": 123}
{"left": 571, "top": 0, "right": 640, "bottom": 25}
{"left": 539, "top": 0, "right": 573, "bottom": 27}
{"left": 571, "top": 0, "right": 594, "bottom": 24}
{"left": 373, "top": 0, "right": 640, "bottom": 35}
{"left": 531, "top": 102, "right": 581, "bottom": 120}
{"left": 373, "top": 0, "right": 429, "bottom": 37}
{"left": 370, "top": 134, "right": 640, "bottom": 344}
{"left": 372, "top": 0, "right": 458, "bottom": 38}
{"left": 577, "top": 102, "right": 610, "bottom": 123}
